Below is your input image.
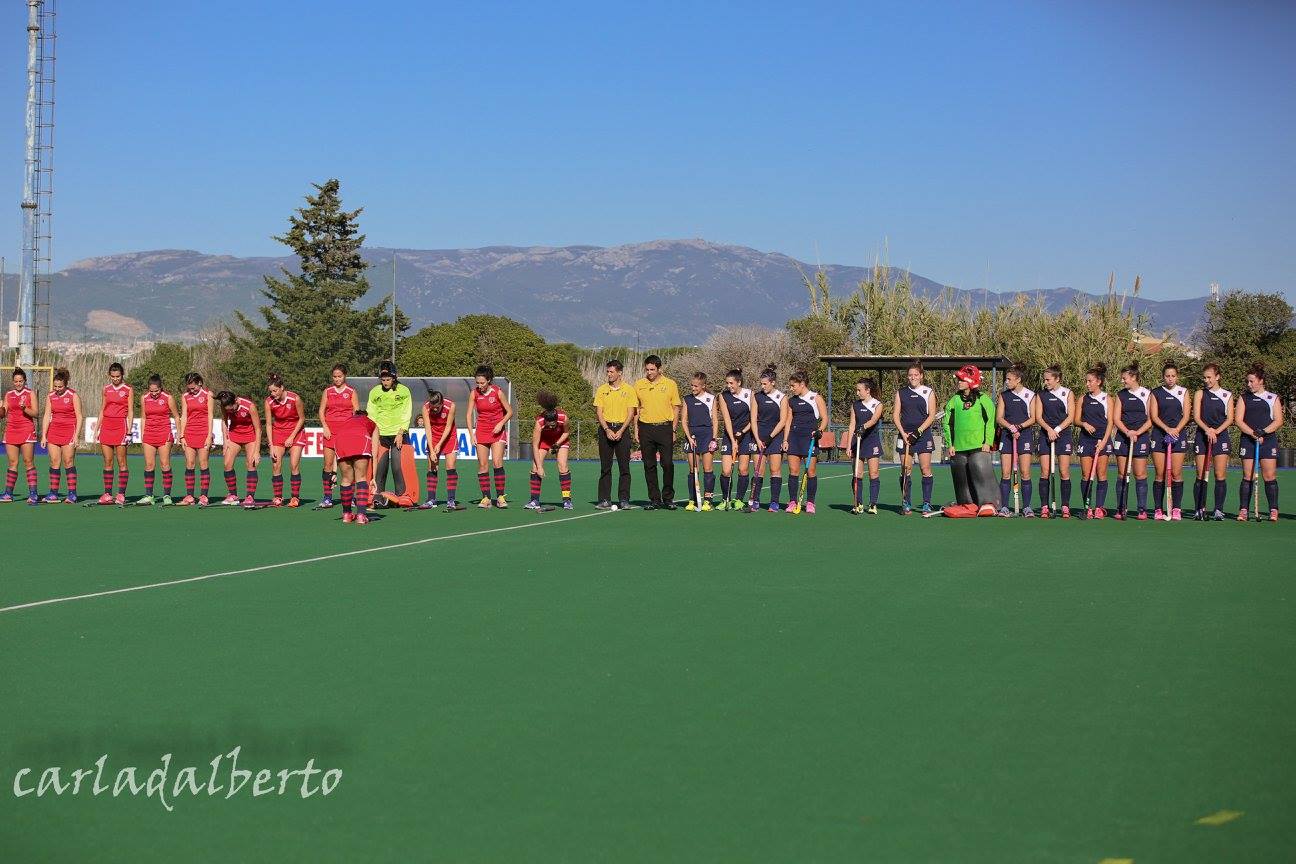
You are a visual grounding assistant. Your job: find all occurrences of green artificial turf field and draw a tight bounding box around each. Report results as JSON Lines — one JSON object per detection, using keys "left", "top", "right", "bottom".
{"left": 1, "top": 455, "right": 1292, "bottom": 862}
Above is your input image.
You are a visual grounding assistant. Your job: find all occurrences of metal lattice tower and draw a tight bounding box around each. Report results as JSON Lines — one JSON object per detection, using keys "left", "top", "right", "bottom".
{"left": 18, "top": 0, "right": 55, "bottom": 365}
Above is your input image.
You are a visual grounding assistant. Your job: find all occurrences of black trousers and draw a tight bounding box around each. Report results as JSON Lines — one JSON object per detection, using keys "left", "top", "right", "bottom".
{"left": 375, "top": 433, "right": 406, "bottom": 497}
{"left": 598, "top": 424, "right": 632, "bottom": 503}
{"left": 639, "top": 421, "right": 675, "bottom": 504}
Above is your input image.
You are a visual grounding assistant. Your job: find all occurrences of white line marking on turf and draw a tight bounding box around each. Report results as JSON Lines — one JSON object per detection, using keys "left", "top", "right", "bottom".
{"left": 0, "top": 510, "right": 612, "bottom": 615}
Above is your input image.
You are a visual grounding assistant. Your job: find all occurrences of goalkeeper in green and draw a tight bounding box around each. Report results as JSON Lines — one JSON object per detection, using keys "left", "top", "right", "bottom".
{"left": 940, "top": 365, "right": 1000, "bottom": 517}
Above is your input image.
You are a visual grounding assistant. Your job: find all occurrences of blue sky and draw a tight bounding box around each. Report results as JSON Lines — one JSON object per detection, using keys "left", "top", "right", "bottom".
{"left": 1, "top": 0, "right": 1293, "bottom": 300}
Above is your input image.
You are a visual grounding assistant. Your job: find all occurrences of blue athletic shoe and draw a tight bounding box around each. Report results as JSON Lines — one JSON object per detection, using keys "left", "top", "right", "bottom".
{"left": 921, "top": 502, "right": 933, "bottom": 516}
{"left": 42, "top": 493, "right": 60, "bottom": 504}
{"left": 902, "top": 501, "right": 913, "bottom": 515}
{"left": 27, "top": 493, "right": 40, "bottom": 506}
{"left": 0, "top": 493, "right": 12, "bottom": 503}
{"left": 768, "top": 501, "right": 781, "bottom": 512}
{"left": 65, "top": 494, "right": 78, "bottom": 504}
{"left": 562, "top": 499, "right": 573, "bottom": 510}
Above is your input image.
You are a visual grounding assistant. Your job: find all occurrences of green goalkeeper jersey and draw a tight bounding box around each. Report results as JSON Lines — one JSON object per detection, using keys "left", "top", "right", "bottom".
{"left": 366, "top": 382, "right": 413, "bottom": 436}
{"left": 942, "top": 392, "right": 997, "bottom": 452}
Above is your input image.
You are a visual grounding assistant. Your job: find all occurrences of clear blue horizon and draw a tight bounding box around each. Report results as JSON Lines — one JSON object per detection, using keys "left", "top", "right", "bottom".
{"left": 2, "top": 0, "right": 1293, "bottom": 301}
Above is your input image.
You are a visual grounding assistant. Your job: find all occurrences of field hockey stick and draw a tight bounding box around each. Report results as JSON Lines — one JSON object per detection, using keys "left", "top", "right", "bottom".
{"left": 1011, "top": 434, "right": 1021, "bottom": 515}
{"left": 1049, "top": 438, "right": 1057, "bottom": 513}
{"left": 1122, "top": 433, "right": 1134, "bottom": 516}
{"left": 900, "top": 434, "right": 912, "bottom": 511}
{"left": 1163, "top": 435, "right": 1173, "bottom": 520}
{"left": 749, "top": 448, "right": 765, "bottom": 510}
{"left": 1082, "top": 438, "right": 1100, "bottom": 519}
{"left": 693, "top": 439, "right": 702, "bottom": 512}
{"left": 1252, "top": 437, "right": 1262, "bottom": 521}
{"left": 851, "top": 434, "right": 863, "bottom": 507}
{"left": 797, "top": 432, "right": 814, "bottom": 511}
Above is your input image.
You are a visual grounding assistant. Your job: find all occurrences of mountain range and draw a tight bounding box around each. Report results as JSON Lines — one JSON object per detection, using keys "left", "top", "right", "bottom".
{"left": 0, "top": 240, "right": 1212, "bottom": 346}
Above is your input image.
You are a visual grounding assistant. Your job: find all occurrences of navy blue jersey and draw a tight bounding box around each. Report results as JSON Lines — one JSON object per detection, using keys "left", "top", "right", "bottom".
{"left": 852, "top": 397, "right": 883, "bottom": 442}
{"left": 897, "top": 384, "right": 934, "bottom": 432}
{"left": 754, "top": 389, "right": 785, "bottom": 432}
{"left": 1040, "top": 386, "right": 1072, "bottom": 431}
{"left": 1080, "top": 391, "right": 1110, "bottom": 434}
{"left": 1117, "top": 386, "right": 1151, "bottom": 429}
{"left": 1241, "top": 390, "right": 1279, "bottom": 434}
{"left": 722, "top": 388, "right": 753, "bottom": 435}
{"left": 1152, "top": 384, "right": 1188, "bottom": 428}
{"left": 1001, "top": 387, "right": 1036, "bottom": 426}
{"left": 1199, "top": 387, "right": 1232, "bottom": 429}
{"left": 788, "top": 390, "right": 822, "bottom": 434}
{"left": 683, "top": 392, "right": 716, "bottom": 430}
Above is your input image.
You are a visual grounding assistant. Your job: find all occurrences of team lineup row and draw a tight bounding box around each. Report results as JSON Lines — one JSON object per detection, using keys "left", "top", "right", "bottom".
{"left": 0, "top": 355, "right": 1285, "bottom": 523}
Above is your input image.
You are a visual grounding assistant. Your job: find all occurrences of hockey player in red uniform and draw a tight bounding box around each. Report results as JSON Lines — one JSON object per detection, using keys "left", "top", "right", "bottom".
{"left": 2, "top": 367, "right": 40, "bottom": 504}
{"left": 527, "top": 390, "right": 572, "bottom": 511}
{"left": 333, "top": 409, "right": 378, "bottom": 525}
{"left": 468, "top": 364, "right": 513, "bottom": 508}
{"left": 216, "top": 390, "right": 262, "bottom": 507}
{"left": 95, "top": 363, "right": 134, "bottom": 505}
{"left": 39, "top": 367, "right": 83, "bottom": 503}
{"left": 178, "top": 372, "right": 214, "bottom": 506}
{"left": 137, "top": 374, "right": 179, "bottom": 505}
{"left": 266, "top": 373, "right": 307, "bottom": 507}
{"left": 317, "top": 364, "right": 358, "bottom": 509}
{"left": 417, "top": 390, "right": 462, "bottom": 511}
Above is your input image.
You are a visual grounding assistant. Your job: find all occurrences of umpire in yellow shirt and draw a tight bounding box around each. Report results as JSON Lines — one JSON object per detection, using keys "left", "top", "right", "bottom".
{"left": 593, "top": 359, "right": 639, "bottom": 508}
{"left": 633, "top": 354, "right": 681, "bottom": 510}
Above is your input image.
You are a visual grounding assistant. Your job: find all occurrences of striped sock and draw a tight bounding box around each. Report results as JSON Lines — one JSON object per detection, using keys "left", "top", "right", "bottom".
{"left": 4, "top": 468, "right": 14, "bottom": 495}
{"left": 446, "top": 469, "right": 458, "bottom": 501}
{"left": 426, "top": 468, "right": 439, "bottom": 501}
{"left": 26, "top": 467, "right": 39, "bottom": 495}
{"left": 529, "top": 472, "right": 542, "bottom": 502}
{"left": 559, "top": 472, "right": 571, "bottom": 498}
{"left": 477, "top": 471, "right": 490, "bottom": 498}
{"left": 322, "top": 470, "right": 334, "bottom": 498}
{"left": 246, "top": 471, "right": 259, "bottom": 498}
{"left": 144, "top": 469, "right": 156, "bottom": 496}
{"left": 199, "top": 469, "right": 210, "bottom": 495}
{"left": 117, "top": 468, "right": 129, "bottom": 496}
{"left": 162, "top": 470, "right": 173, "bottom": 496}
{"left": 290, "top": 473, "right": 301, "bottom": 498}
{"left": 356, "top": 481, "right": 370, "bottom": 516}
{"left": 224, "top": 470, "right": 237, "bottom": 494}
{"left": 272, "top": 473, "right": 284, "bottom": 499}
{"left": 340, "top": 484, "right": 353, "bottom": 514}
{"left": 49, "top": 469, "right": 61, "bottom": 495}
{"left": 493, "top": 466, "right": 507, "bottom": 497}
{"left": 67, "top": 467, "right": 77, "bottom": 495}
{"left": 185, "top": 469, "right": 196, "bottom": 496}
{"left": 102, "top": 468, "right": 113, "bottom": 494}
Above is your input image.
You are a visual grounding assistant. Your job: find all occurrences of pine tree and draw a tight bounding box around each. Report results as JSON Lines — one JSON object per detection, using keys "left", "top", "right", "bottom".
{"left": 222, "top": 179, "right": 408, "bottom": 396}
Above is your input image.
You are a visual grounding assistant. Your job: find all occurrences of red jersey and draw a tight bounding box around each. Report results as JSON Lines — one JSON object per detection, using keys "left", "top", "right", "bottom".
{"left": 537, "top": 410, "right": 568, "bottom": 448}
{"left": 48, "top": 388, "right": 78, "bottom": 426}
{"left": 333, "top": 413, "right": 376, "bottom": 459}
{"left": 101, "top": 383, "right": 132, "bottom": 421}
{"left": 182, "top": 388, "right": 212, "bottom": 439}
{"left": 268, "top": 391, "right": 303, "bottom": 431}
{"left": 473, "top": 384, "right": 506, "bottom": 429}
{"left": 425, "top": 398, "right": 455, "bottom": 438}
{"left": 322, "top": 384, "right": 357, "bottom": 427}
{"left": 142, "top": 391, "right": 174, "bottom": 444}
{"left": 4, "top": 387, "right": 37, "bottom": 444}
{"left": 225, "top": 397, "right": 258, "bottom": 444}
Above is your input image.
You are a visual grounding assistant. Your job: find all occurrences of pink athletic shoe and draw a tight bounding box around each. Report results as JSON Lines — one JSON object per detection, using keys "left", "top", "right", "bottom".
{"left": 341, "top": 512, "right": 355, "bottom": 524}
{"left": 114, "top": 493, "right": 125, "bottom": 506}
{"left": 222, "top": 494, "right": 240, "bottom": 506}
{"left": 98, "top": 493, "right": 113, "bottom": 505}
{"left": 355, "top": 513, "right": 370, "bottom": 525}
{"left": 178, "top": 495, "right": 196, "bottom": 506}
{"left": 242, "top": 495, "right": 256, "bottom": 507}
{"left": 1171, "top": 508, "right": 1182, "bottom": 521}
{"left": 805, "top": 501, "right": 816, "bottom": 514}
{"left": 1271, "top": 509, "right": 1280, "bottom": 523}
{"left": 1154, "top": 508, "right": 1164, "bottom": 521}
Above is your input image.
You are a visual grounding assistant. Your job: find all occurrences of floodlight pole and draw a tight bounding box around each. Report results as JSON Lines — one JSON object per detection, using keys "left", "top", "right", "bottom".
{"left": 18, "top": 0, "right": 40, "bottom": 365}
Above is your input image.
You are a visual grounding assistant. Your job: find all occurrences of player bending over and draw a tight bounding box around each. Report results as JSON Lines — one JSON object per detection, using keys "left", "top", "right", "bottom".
{"left": 527, "top": 390, "right": 572, "bottom": 510}
{"left": 334, "top": 409, "right": 378, "bottom": 525}
{"left": 216, "top": 390, "right": 262, "bottom": 507}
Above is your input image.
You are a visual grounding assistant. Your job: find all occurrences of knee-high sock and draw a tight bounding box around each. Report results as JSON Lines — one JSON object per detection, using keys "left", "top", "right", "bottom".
{"left": 770, "top": 475, "right": 782, "bottom": 505}
{"left": 1265, "top": 479, "right": 1278, "bottom": 512}
{"left": 144, "top": 468, "right": 156, "bottom": 496}
{"left": 117, "top": 467, "right": 129, "bottom": 496}
{"left": 1239, "top": 478, "right": 1254, "bottom": 511}
{"left": 1213, "top": 478, "right": 1227, "bottom": 512}
{"left": 162, "top": 469, "right": 173, "bottom": 496}
{"left": 855, "top": 475, "right": 865, "bottom": 504}
{"left": 719, "top": 474, "right": 731, "bottom": 500}
{"left": 1135, "top": 477, "right": 1148, "bottom": 511}
{"left": 446, "top": 469, "right": 458, "bottom": 501}
{"left": 477, "top": 471, "right": 490, "bottom": 498}
{"left": 1021, "top": 479, "right": 1032, "bottom": 509}
{"left": 559, "top": 472, "right": 571, "bottom": 499}
{"left": 356, "top": 480, "right": 370, "bottom": 516}
{"left": 1039, "top": 476, "right": 1050, "bottom": 508}
{"left": 101, "top": 467, "right": 113, "bottom": 495}
{"left": 735, "top": 474, "right": 748, "bottom": 501}
{"left": 26, "top": 466, "right": 38, "bottom": 493}
{"left": 1153, "top": 480, "right": 1164, "bottom": 509}
{"left": 921, "top": 475, "right": 933, "bottom": 505}
{"left": 703, "top": 471, "right": 715, "bottom": 496}
{"left": 426, "top": 467, "right": 439, "bottom": 501}
{"left": 340, "top": 483, "right": 353, "bottom": 515}
{"left": 322, "top": 469, "right": 334, "bottom": 499}
{"left": 185, "top": 468, "right": 196, "bottom": 496}
{"left": 529, "top": 472, "right": 542, "bottom": 502}
{"left": 1060, "top": 477, "right": 1071, "bottom": 506}
{"left": 1096, "top": 480, "right": 1108, "bottom": 508}
{"left": 493, "top": 466, "right": 507, "bottom": 497}
{"left": 787, "top": 473, "right": 800, "bottom": 502}
{"left": 807, "top": 475, "right": 818, "bottom": 503}
{"left": 272, "top": 473, "right": 284, "bottom": 499}
{"left": 1171, "top": 481, "right": 1184, "bottom": 509}
{"left": 290, "top": 473, "right": 301, "bottom": 499}
{"left": 1081, "top": 480, "right": 1091, "bottom": 506}
{"left": 1194, "top": 478, "right": 1206, "bottom": 511}
{"left": 199, "top": 468, "right": 210, "bottom": 495}
{"left": 67, "top": 466, "right": 77, "bottom": 495}
{"left": 687, "top": 472, "right": 697, "bottom": 503}
{"left": 1000, "top": 478, "right": 1011, "bottom": 506}
{"left": 3, "top": 468, "right": 14, "bottom": 495}
{"left": 751, "top": 474, "right": 764, "bottom": 503}
{"left": 48, "top": 468, "right": 61, "bottom": 495}
{"left": 224, "top": 469, "right": 238, "bottom": 494}
{"left": 245, "top": 470, "right": 259, "bottom": 498}
{"left": 869, "top": 477, "right": 880, "bottom": 506}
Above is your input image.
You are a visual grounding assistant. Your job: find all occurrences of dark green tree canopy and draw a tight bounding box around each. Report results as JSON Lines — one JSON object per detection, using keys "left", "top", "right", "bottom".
{"left": 1202, "top": 291, "right": 1294, "bottom": 399}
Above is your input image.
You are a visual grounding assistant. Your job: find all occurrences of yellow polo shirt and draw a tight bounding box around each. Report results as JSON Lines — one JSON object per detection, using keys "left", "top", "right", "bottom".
{"left": 593, "top": 382, "right": 639, "bottom": 424}
{"left": 634, "top": 376, "right": 681, "bottom": 423}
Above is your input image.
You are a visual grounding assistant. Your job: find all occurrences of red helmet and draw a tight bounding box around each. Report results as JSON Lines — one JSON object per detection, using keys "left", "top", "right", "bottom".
{"left": 956, "top": 364, "right": 982, "bottom": 388}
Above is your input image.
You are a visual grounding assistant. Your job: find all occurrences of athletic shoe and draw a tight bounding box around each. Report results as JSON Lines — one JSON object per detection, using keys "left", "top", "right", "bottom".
{"left": 922, "top": 503, "right": 933, "bottom": 516}
{"left": 1136, "top": 509, "right": 1148, "bottom": 521}
{"left": 685, "top": 501, "right": 697, "bottom": 511}
{"left": 198, "top": 495, "right": 210, "bottom": 507}
{"left": 288, "top": 497, "right": 301, "bottom": 508}
{"left": 596, "top": 500, "right": 613, "bottom": 510}
{"left": 1154, "top": 508, "right": 1165, "bottom": 521}
{"left": 42, "top": 493, "right": 60, "bottom": 504}
{"left": 851, "top": 504, "right": 864, "bottom": 515}
{"left": 271, "top": 496, "right": 284, "bottom": 507}
{"left": 1171, "top": 508, "right": 1182, "bottom": 521}
{"left": 1093, "top": 507, "right": 1106, "bottom": 520}
{"left": 0, "top": 493, "right": 12, "bottom": 503}
{"left": 1040, "top": 505, "right": 1050, "bottom": 519}
{"left": 524, "top": 500, "right": 542, "bottom": 511}
{"left": 866, "top": 504, "right": 878, "bottom": 515}
{"left": 445, "top": 500, "right": 465, "bottom": 511}
{"left": 1270, "top": 509, "right": 1279, "bottom": 523}
{"left": 64, "top": 494, "right": 77, "bottom": 504}
{"left": 1192, "top": 508, "right": 1205, "bottom": 521}
{"left": 318, "top": 496, "right": 334, "bottom": 509}
{"left": 222, "top": 494, "right": 240, "bottom": 506}
{"left": 242, "top": 495, "right": 256, "bottom": 507}
{"left": 478, "top": 496, "right": 493, "bottom": 509}
{"left": 418, "top": 500, "right": 438, "bottom": 510}
{"left": 619, "top": 500, "right": 631, "bottom": 510}
{"left": 355, "top": 513, "right": 370, "bottom": 525}
{"left": 1061, "top": 506, "right": 1071, "bottom": 519}
{"left": 1213, "top": 509, "right": 1225, "bottom": 521}
{"left": 160, "top": 496, "right": 174, "bottom": 507}
{"left": 97, "top": 493, "right": 112, "bottom": 505}
{"left": 1114, "top": 510, "right": 1126, "bottom": 521}
{"left": 373, "top": 497, "right": 388, "bottom": 509}
{"left": 27, "top": 493, "right": 39, "bottom": 506}
{"left": 341, "top": 512, "right": 355, "bottom": 524}
{"left": 786, "top": 502, "right": 801, "bottom": 514}
{"left": 701, "top": 500, "right": 713, "bottom": 512}
{"left": 563, "top": 499, "right": 573, "bottom": 511}
{"left": 997, "top": 506, "right": 1012, "bottom": 518}
{"left": 768, "top": 502, "right": 781, "bottom": 513}
{"left": 178, "top": 495, "right": 196, "bottom": 506}
{"left": 902, "top": 502, "right": 913, "bottom": 515}
{"left": 136, "top": 495, "right": 155, "bottom": 506}
{"left": 1022, "top": 507, "right": 1035, "bottom": 518}
{"left": 496, "top": 495, "right": 509, "bottom": 509}
{"left": 662, "top": 502, "right": 678, "bottom": 511}
{"left": 805, "top": 501, "right": 816, "bottom": 515}
{"left": 114, "top": 493, "right": 126, "bottom": 506}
